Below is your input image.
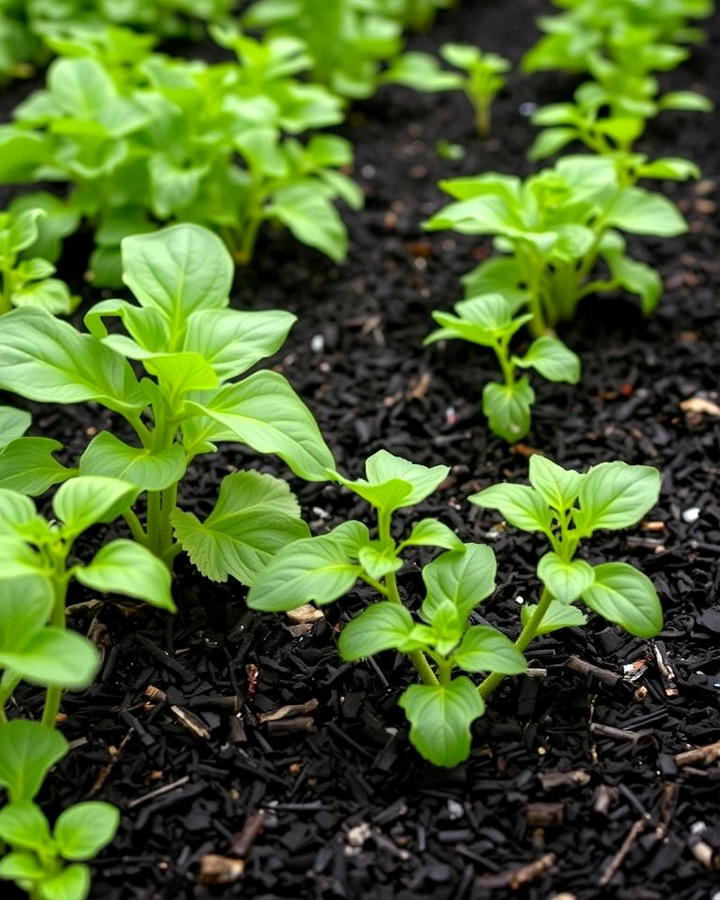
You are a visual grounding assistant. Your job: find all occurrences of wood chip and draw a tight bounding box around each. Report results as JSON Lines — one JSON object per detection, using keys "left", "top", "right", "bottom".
{"left": 286, "top": 604, "right": 324, "bottom": 624}
{"left": 198, "top": 854, "right": 245, "bottom": 885}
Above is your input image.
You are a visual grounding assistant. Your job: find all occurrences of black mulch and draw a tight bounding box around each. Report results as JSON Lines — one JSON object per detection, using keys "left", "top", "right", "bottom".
{"left": 2, "top": 1, "right": 720, "bottom": 897}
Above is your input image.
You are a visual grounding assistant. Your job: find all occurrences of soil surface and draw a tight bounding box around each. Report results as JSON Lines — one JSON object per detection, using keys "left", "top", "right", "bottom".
{"left": 2, "top": 1, "right": 720, "bottom": 898}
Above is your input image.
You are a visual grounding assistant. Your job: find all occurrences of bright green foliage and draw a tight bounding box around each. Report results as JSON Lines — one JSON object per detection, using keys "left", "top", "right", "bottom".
{"left": 0, "top": 793, "right": 119, "bottom": 900}
{"left": 244, "top": 0, "right": 403, "bottom": 99}
{"left": 0, "top": 0, "right": 234, "bottom": 80}
{"left": 424, "top": 154, "right": 692, "bottom": 335}
{"left": 386, "top": 0, "right": 457, "bottom": 30}
{"left": 0, "top": 207, "right": 77, "bottom": 316}
{"left": 0, "top": 224, "right": 334, "bottom": 586}
{"left": 425, "top": 292, "right": 580, "bottom": 443}
{"left": 0, "top": 27, "right": 360, "bottom": 283}
{"left": 470, "top": 456, "right": 663, "bottom": 637}
{"left": 385, "top": 43, "right": 510, "bottom": 137}
{"left": 530, "top": 80, "right": 710, "bottom": 165}
{"left": 249, "top": 449, "right": 527, "bottom": 767}
{"left": 522, "top": 0, "right": 712, "bottom": 77}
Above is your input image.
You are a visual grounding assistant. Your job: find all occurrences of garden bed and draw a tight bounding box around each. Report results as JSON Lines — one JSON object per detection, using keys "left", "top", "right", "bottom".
{"left": 2, "top": 0, "right": 720, "bottom": 897}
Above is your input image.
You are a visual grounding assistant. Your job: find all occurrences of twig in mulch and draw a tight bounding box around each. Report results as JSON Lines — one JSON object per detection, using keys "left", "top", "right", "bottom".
{"left": 475, "top": 853, "right": 556, "bottom": 889}
{"left": 525, "top": 802, "right": 565, "bottom": 827}
{"left": 145, "top": 685, "right": 211, "bottom": 740}
{"left": 567, "top": 655, "right": 622, "bottom": 687}
{"left": 674, "top": 740, "right": 720, "bottom": 767}
{"left": 257, "top": 698, "right": 319, "bottom": 723}
{"left": 90, "top": 729, "right": 134, "bottom": 796}
{"left": 592, "top": 784, "right": 619, "bottom": 816}
{"left": 589, "top": 723, "right": 656, "bottom": 747}
{"left": 128, "top": 775, "right": 190, "bottom": 809}
{"left": 537, "top": 770, "right": 591, "bottom": 791}
{"left": 598, "top": 817, "right": 650, "bottom": 886}
{"left": 230, "top": 811, "right": 266, "bottom": 857}
{"left": 653, "top": 641, "right": 679, "bottom": 697}
{"left": 689, "top": 822, "right": 720, "bottom": 870}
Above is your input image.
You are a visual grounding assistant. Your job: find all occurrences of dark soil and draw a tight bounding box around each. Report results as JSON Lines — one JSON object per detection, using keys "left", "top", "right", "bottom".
{"left": 2, "top": 1, "right": 720, "bottom": 898}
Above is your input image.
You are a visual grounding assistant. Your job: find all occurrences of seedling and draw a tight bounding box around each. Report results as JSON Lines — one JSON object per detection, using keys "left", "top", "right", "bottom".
{"left": 0, "top": 27, "right": 358, "bottom": 284}
{"left": 470, "top": 455, "right": 663, "bottom": 697}
{"left": 248, "top": 450, "right": 528, "bottom": 767}
{"left": 0, "top": 720, "right": 120, "bottom": 900}
{"left": 0, "top": 208, "right": 76, "bottom": 316}
{"left": 425, "top": 293, "right": 580, "bottom": 442}
{"left": 425, "top": 154, "right": 692, "bottom": 336}
{"left": 0, "top": 224, "right": 334, "bottom": 585}
{"left": 389, "top": 0, "right": 457, "bottom": 31}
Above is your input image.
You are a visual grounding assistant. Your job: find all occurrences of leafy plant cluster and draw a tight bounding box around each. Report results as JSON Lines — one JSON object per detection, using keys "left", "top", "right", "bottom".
{"left": 0, "top": 0, "right": 234, "bottom": 80}
{"left": 249, "top": 451, "right": 663, "bottom": 766}
{"left": 0, "top": 25, "right": 364, "bottom": 284}
{"left": 422, "top": 0, "right": 711, "bottom": 442}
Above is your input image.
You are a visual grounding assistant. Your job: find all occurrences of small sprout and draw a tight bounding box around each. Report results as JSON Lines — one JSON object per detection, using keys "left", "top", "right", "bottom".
{"left": 425, "top": 292, "right": 580, "bottom": 442}
{"left": 440, "top": 44, "right": 511, "bottom": 137}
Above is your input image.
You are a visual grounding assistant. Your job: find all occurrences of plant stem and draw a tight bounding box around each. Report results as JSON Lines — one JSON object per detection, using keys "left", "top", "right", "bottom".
{"left": 385, "top": 570, "right": 438, "bottom": 686}
{"left": 159, "top": 482, "right": 178, "bottom": 559}
{"left": 474, "top": 101, "right": 491, "bottom": 138}
{"left": 41, "top": 575, "right": 69, "bottom": 728}
{"left": 477, "top": 587, "right": 553, "bottom": 699}
{"left": 123, "top": 508, "right": 148, "bottom": 546}
{"left": 146, "top": 491, "right": 162, "bottom": 555}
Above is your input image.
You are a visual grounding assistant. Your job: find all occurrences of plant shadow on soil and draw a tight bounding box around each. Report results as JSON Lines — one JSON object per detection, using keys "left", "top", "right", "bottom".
{"left": 1, "top": 1, "right": 720, "bottom": 898}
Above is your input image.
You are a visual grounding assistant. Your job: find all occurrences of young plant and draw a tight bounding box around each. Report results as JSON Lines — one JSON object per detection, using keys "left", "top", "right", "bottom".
{"left": 243, "top": 0, "right": 403, "bottom": 99}
{"left": 530, "top": 80, "right": 711, "bottom": 166}
{"left": 248, "top": 450, "right": 528, "bottom": 767}
{"left": 0, "top": 208, "right": 77, "bottom": 316}
{"left": 424, "top": 154, "right": 692, "bottom": 336}
{"left": 470, "top": 455, "right": 663, "bottom": 697}
{"left": 425, "top": 293, "right": 580, "bottom": 442}
{"left": 0, "top": 720, "right": 119, "bottom": 900}
{"left": 0, "top": 27, "right": 358, "bottom": 284}
{"left": 387, "top": 0, "right": 457, "bottom": 31}
{"left": 0, "top": 478, "right": 174, "bottom": 726}
{"left": 438, "top": 44, "right": 510, "bottom": 137}
{"left": 0, "top": 224, "right": 335, "bottom": 584}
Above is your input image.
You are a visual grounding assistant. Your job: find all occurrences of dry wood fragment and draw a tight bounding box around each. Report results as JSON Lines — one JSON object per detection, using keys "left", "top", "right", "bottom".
{"left": 526, "top": 802, "right": 565, "bottom": 827}
{"left": 258, "top": 698, "right": 319, "bottom": 723}
{"left": 266, "top": 716, "right": 316, "bottom": 735}
{"left": 509, "top": 852, "right": 556, "bottom": 889}
{"left": 90, "top": 729, "right": 134, "bottom": 796}
{"left": 567, "top": 655, "right": 622, "bottom": 687}
{"left": 592, "top": 784, "right": 619, "bottom": 816}
{"left": 538, "top": 770, "right": 590, "bottom": 791}
{"left": 653, "top": 642, "right": 679, "bottom": 697}
{"left": 286, "top": 604, "right": 324, "bottom": 624}
{"left": 229, "top": 811, "right": 266, "bottom": 857}
{"left": 590, "top": 723, "right": 655, "bottom": 747}
{"left": 145, "top": 685, "right": 211, "bottom": 740}
{"left": 198, "top": 855, "right": 246, "bottom": 885}
{"left": 674, "top": 739, "right": 720, "bottom": 767}
{"left": 128, "top": 775, "right": 190, "bottom": 809}
{"left": 598, "top": 817, "right": 649, "bottom": 885}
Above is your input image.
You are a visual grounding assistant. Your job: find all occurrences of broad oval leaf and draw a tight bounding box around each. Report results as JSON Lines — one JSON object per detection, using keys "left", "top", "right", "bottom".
{"left": 338, "top": 603, "right": 417, "bottom": 661}
{"left": 76, "top": 539, "right": 175, "bottom": 612}
{"left": 469, "top": 483, "right": 551, "bottom": 533}
{"left": 421, "top": 543, "right": 496, "bottom": 622}
{"left": 576, "top": 461, "right": 661, "bottom": 534}
{"left": 171, "top": 470, "right": 307, "bottom": 585}
{"left": 482, "top": 378, "right": 535, "bottom": 443}
{"left": 398, "top": 676, "right": 486, "bottom": 767}
{"left": 537, "top": 552, "right": 595, "bottom": 604}
{"left": 516, "top": 336, "right": 580, "bottom": 383}
{"left": 79, "top": 432, "right": 186, "bottom": 491}
{"left": 0, "top": 407, "right": 31, "bottom": 449}
{"left": 0, "top": 628, "right": 100, "bottom": 689}
{"left": 53, "top": 477, "right": 140, "bottom": 537}
{"left": 452, "top": 625, "right": 528, "bottom": 674}
{"left": 0, "top": 720, "right": 68, "bottom": 803}
{"left": 399, "top": 518, "right": 463, "bottom": 552}
{"left": 54, "top": 802, "right": 120, "bottom": 861}
{"left": 528, "top": 455, "right": 582, "bottom": 511}
{"left": 580, "top": 562, "right": 662, "bottom": 638}
{"left": 0, "top": 803, "right": 52, "bottom": 853}
{"left": 0, "top": 437, "right": 75, "bottom": 496}
{"left": 520, "top": 599, "right": 587, "bottom": 635}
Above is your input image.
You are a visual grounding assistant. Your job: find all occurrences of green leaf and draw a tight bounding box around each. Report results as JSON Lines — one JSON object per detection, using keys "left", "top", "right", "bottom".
{"left": 183, "top": 309, "right": 295, "bottom": 382}
{"left": 604, "top": 250, "right": 662, "bottom": 315}
{"left": 122, "top": 224, "right": 232, "bottom": 321}
{"left": 76, "top": 540, "right": 176, "bottom": 612}
{"left": 528, "top": 455, "right": 583, "bottom": 511}
{"left": 469, "top": 483, "right": 551, "bottom": 533}
{"left": 452, "top": 626, "right": 528, "bottom": 674}
{"left": 358, "top": 542, "right": 402, "bottom": 580}
{"left": 247, "top": 525, "right": 366, "bottom": 612}
{"left": 270, "top": 184, "right": 347, "bottom": 262}
{"left": 0, "top": 438, "right": 75, "bottom": 496}
{"left": 606, "top": 187, "right": 687, "bottom": 237}
{"left": 0, "top": 407, "right": 31, "bottom": 449}
{"left": 79, "top": 433, "right": 186, "bottom": 492}
{"left": 399, "top": 676, "right": 485, "bottom": 767}
{"left": 0, "top": 803, "right": 52, "bottom": 853}
{"left": 580, "top": 562, "right": 662, "bottom": 637}
{"left": 520, "top": 599, "right": 587, "bottom": 635}
{"left": 12, "top": 279, "right": 76, "bottom": 316}
{"left": 537, "top": 552, "right": 595, "bottom": 604}
{"left": 529, "top": 126, "right": 578, "bottom": 161}
{"left": 482, "top": 378, "right": 535, "bottom": 443}
{"left": 0, "top": 628, "right": 99, "bottom": 689}
{"left": 0, "top": 720, "right": 67, "bottom": 803}
{"left": 637, "top": 157, "right": 700, "bottom": 181}
{"left": 187, "top": 371, "right": 335, "bottom": 482}
{"left": 384, "top": 51, "right": 463, "bottom": 91}
{"left": 0, "top": 577, "right": 52, "bottom": 651}
{"left": 0, "top": 850, "right": 47, "bottom": 881}
{"left": 0, "top": 490, "right": 37, "bottom": 536}
{"left": 53, "top": 477, "right": 140, "bottom": 538}
{"left": 171, "top": 471, "right": 308, "bottom": 585}
{"left": 338, "top": 603, "right": 421, "bottom": 661}
{"left": 426, "top": 599, "right": 464, "bottom": 656}
{"left": 421, "top": 543, "right": 496, "bottom": 622}
{"left": 38, "top": 863, "right": 90, "bottom": 900}
{"left": 399, "top": 518, "right": 463, "bottom": 551}
{"left": 657, "top": 90, "right": 713, "bottom": 113}
{"left": 333, "top": 450, "right": 449, "bottom": 514}
{"left": 516, "top": 336, "right": 581, "bottom": 383}
{"left": 54, "top": 802, "right": 119, "bottom": 861}
{"left": 575, "top": 462, "right": 661, "bottom": 534}
{"left": 0, "top": 308, "right": 145, "bottom": 417}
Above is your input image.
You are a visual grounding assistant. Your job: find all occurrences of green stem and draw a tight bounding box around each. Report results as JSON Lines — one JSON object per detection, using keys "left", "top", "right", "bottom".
{"left": 478, "top": 587, "right": 554, "bottom": 699}
{"left": 123, "top": 508, "right": 148, "bottom": 546}
{"left": 146, "top": 491, "right": 162, "bottom": 555}
{"left": 0, "top": 673, "right": 22, "bottom": 722}
{"left": 41, "top": 575, "right": 69, "bottom": 728}
{"left": 474, "top": 100, "right": 491, "bottom": 138}
{"left": 158, "top": 482, "right": 178, "bottom": 560}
